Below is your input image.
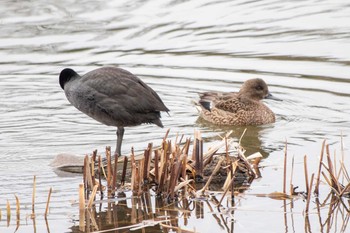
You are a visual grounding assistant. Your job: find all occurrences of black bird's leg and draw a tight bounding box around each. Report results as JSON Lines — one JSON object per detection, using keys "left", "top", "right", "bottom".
{"left": 115, "top": 126, "right": 124, "bottom": 157}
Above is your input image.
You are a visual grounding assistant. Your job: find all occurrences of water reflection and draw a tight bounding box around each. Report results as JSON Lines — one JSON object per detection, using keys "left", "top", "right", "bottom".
{"left": 72, "top": 191, "right": 231, "bottom": 233}
{"left": 4, "top": 189, "right": 348, "bottom": 232}
{"left": 1, "top": 0, "right": 350, "bottom": 232}
{"left": 196, "top": 117, "right": 272, "bottom": 157}
{"left": 71, "top": 190, "right": 350, "bottom": 233}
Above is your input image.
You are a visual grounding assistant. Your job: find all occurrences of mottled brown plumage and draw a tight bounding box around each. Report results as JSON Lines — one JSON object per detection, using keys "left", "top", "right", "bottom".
{"left": 196, "top": 78, "right": 278, "bottom": 125}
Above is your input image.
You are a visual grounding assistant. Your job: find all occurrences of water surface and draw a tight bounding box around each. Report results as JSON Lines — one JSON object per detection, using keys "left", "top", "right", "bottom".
{"left": 1, "top": 0, "right": 350, "bottom": 232}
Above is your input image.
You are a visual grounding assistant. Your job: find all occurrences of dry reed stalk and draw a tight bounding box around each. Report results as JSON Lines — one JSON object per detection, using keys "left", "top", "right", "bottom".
{"left": 199, "top": 139, "right": 203, "bottom": 177}
{"left": 325, "top": 144, "right": 337, "bottom": 189}
{"left": 167, "top": 162, "right": 177, "bottom": 196}
{"left": 199, "top": 157, "right": 225, "bottom": 195}
{"left": 14, "top": 194, "right": 20, "bottom": 222}
{"left": 85, "top": 155, "right": 93, "bottom": 198}
{"left": 181, "top": 153, "right": 187, "bottom": 180}
{"left": 86, "top": 209, "right": 99, "bottom": 231}
{"left": 321, "top": 171, "right": 333, "bottom": 187}
{"left": 230, "top": 163, "right": 235, "bottom": 200}
{"left": 203, "top": 132, "right": 233, "bottom": 165}
{"left": 83, "top": 155, "right": 87, "bottom": 191}
{"left": 79, "top": 209, "right": 85, "bottom": 231}
{"left": 157, "top": 142, "right": 169, "bottom": 195}
{"left": 143, "top": 143, "right": 152, "bottom": 182}
{"left": 79, "top": 183, "right": 85, "bottom": 210}
{"left": 121, "top": 156, "right": 128, "bottom": 185}
{"left": 237, "top": 148, "right": 255, "bottom": 179}
{"left": 178, "top": 134, "right": 185, "bottom": 146}
{"left": 339, "top": 182, "right": 350, "bottom": 197}
{"left": 223, "top": 161, "right": 238, "bottom": 191}
{"left": 106, "top": 202, "right": 112, "bottom": 225}
{"left": 165, "top": 144, "right": 171, "bottom": 178}
{"left": 314, "top": 140, "right": 326, "bottom": 195}
{"left": 32, "top": 175, "right": 36, "bottom": 217}
{"left": 340, "top": 163, "right": 350, "bottom": 183}
{"left": 83, "top": 156, "right": 88, "bottom": 197}
{"left": 218, "top": 170, "right": 236, "bottom": 206}
{"left": 154, "top": 150, "right": 159, "bottom": 183}
{"left": 305, "top": 173, "right": 314, "bottom": 214}
{"left": 139, "top": 159, "right": 145, "bottom": 186}
{"left": 336, "top": 162, "right": 343, "bottom": 187}
{"left": 106, "top": 146, "right": 112, "bottom": 189}
{"left": 136, "top": 166, "right": 142, "bottom": 195}
{"left": 174, "top": 132, "right": 179, "bottom": 146}
{"left": 179, "top": 177, "right": 197, "bottom": 197}
{"left": 167, "top": 163, "right": 177, "bottom": 200}
{"left": 143, "top": 148, "right": 149, "bottom": 182}
{"left": 91, "top": 150, "right": 96, "bottom": 187}
{"left": 181, "top": 138, "right": 191, "bottom": 156}
{"left": 130, "top": 197, "right": 137, "bottom": 224}
{"left": 163, "top": 128, "right": 170, "bottom": 141}
{"left": 238, "top": 128, "right": 247, "bottom": 145}
{"left": 192, "top": 130, "right": 197, "bottom": 161}
{"left": 148, "top": 142, "right": 153, "bottom": 158}
{"left": 87, "top": 185, "right": 99, "bottom": 208}
{"left": 92, "top": 149, "right": 97, "bottom": 162}
{"left": 15, "top": 217, "right": 20, "bottom": 232}
{"left": 174, "top": 145, "right": 180, "bottom": 160}
{"left": 304, "top": 214, "right": 311, "bottom": 233}
{"left": 321, "top": 161, "right": 341, "bottom": 193}
{"left": 283, "top": 141, "right": 287, "bottom": 194}
{"left": 333, "top": 150, "right": 339, "bottom": 181}
{"left": 44, "top": 187, "right": 52, "bottom": 218}
{"left": 167, "top": 140, "right": 174, "bottom": 165}
{"left": 98, "top": 155, "right": 103, "bottom": 196}
{"left": 112, "top": 150, "right": 118, "bottom": 197}
{"left": 225, "top": 137, "right": 229, "bottom": 162}
{"left": 168, "top": 161, "right": 182, "bottom": 199}
{"left": 130, "top": 147, "right": 136, "bottom": 193}
{"left": 194, "top": 138, "right": 204, "bottom": 180}
{"left": 290, "top": 155, "right": 295, "bottom": 196}
{"left": 304, "top": 155, "right": 309, "bottom": 194}
{"left": 6, "top": 200, "right": 10, "bottom": 226}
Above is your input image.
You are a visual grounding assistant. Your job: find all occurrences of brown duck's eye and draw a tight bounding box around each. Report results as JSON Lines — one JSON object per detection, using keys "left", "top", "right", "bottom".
{"left": 256, "top": 85, "right": 263, "bottom": 91}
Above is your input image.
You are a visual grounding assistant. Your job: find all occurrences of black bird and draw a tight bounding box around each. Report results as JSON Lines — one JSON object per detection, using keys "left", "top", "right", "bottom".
{"left": 59, "top": 66, "right": 169, "bottom": 156}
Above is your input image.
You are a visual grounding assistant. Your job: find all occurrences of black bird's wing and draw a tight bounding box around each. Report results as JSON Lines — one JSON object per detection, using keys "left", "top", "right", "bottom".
{"left": 81, "top": 67, "right": 168, "bottom": 126}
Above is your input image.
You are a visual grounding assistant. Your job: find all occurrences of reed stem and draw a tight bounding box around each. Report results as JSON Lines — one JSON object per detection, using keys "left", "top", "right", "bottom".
{"left": 121, "top": 156, "right": 128, "bottom": 185}
{"left": 79, "top": 183, "right": 85, "bottom": 210}
{"left": 44, "top": 187, "right": 52, "bottom": 218}
{"left": 283, "top": 140, "right": 287, "bottom": 194}
{"left": 304, "top": 155, "right": 309, "bottom": 194}
{"left": 112, "top": 150, "right": 118, "bottom": 196}
{"left": 32, "top": 175, "right": 36, "bottom": 217}
{"left": 14, "top": 194, "right": 20, "bottom": 222}
{"left": 314, "top": 140, "right": 326, "bottom": 195}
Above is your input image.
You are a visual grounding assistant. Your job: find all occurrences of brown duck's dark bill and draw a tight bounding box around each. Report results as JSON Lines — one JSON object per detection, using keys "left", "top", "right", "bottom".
{"left": 265, "top": 92, "right": 282, "bottom": 101}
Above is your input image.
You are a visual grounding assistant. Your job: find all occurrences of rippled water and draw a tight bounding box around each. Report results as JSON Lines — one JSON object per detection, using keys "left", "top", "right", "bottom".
{"left": 1, "top": 0, "right": 350, "bottom": 232}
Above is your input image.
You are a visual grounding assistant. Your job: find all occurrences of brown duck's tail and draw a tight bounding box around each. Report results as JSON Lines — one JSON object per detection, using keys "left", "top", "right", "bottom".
{"left": 191, "top": 99, "right": 211, "bottom": 113}
{"left": 198, "top": 99, "right": 212, "bottom": 111}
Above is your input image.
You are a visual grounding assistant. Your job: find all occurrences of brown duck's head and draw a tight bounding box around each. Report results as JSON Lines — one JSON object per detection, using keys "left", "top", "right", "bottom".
{"left": 239, "top": 78, "right": 280, "bottom": 101}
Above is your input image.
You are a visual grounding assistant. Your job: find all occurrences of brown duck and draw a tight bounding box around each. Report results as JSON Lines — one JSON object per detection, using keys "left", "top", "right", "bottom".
{"left": 196, "top": 78, "right": 279, "bottom": 126}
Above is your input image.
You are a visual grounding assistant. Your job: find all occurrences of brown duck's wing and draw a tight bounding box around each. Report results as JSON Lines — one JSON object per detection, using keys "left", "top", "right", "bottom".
{"left": 199, "top": 92, "right": 237, "bottom": 111}
{"left": 214, "top": 97, "right": 247, "bottom": 113}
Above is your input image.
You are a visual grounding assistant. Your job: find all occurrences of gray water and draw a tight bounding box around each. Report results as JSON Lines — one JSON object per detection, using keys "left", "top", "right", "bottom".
{"left": 1, "top": 0, "right": 350, "bottom": 232}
